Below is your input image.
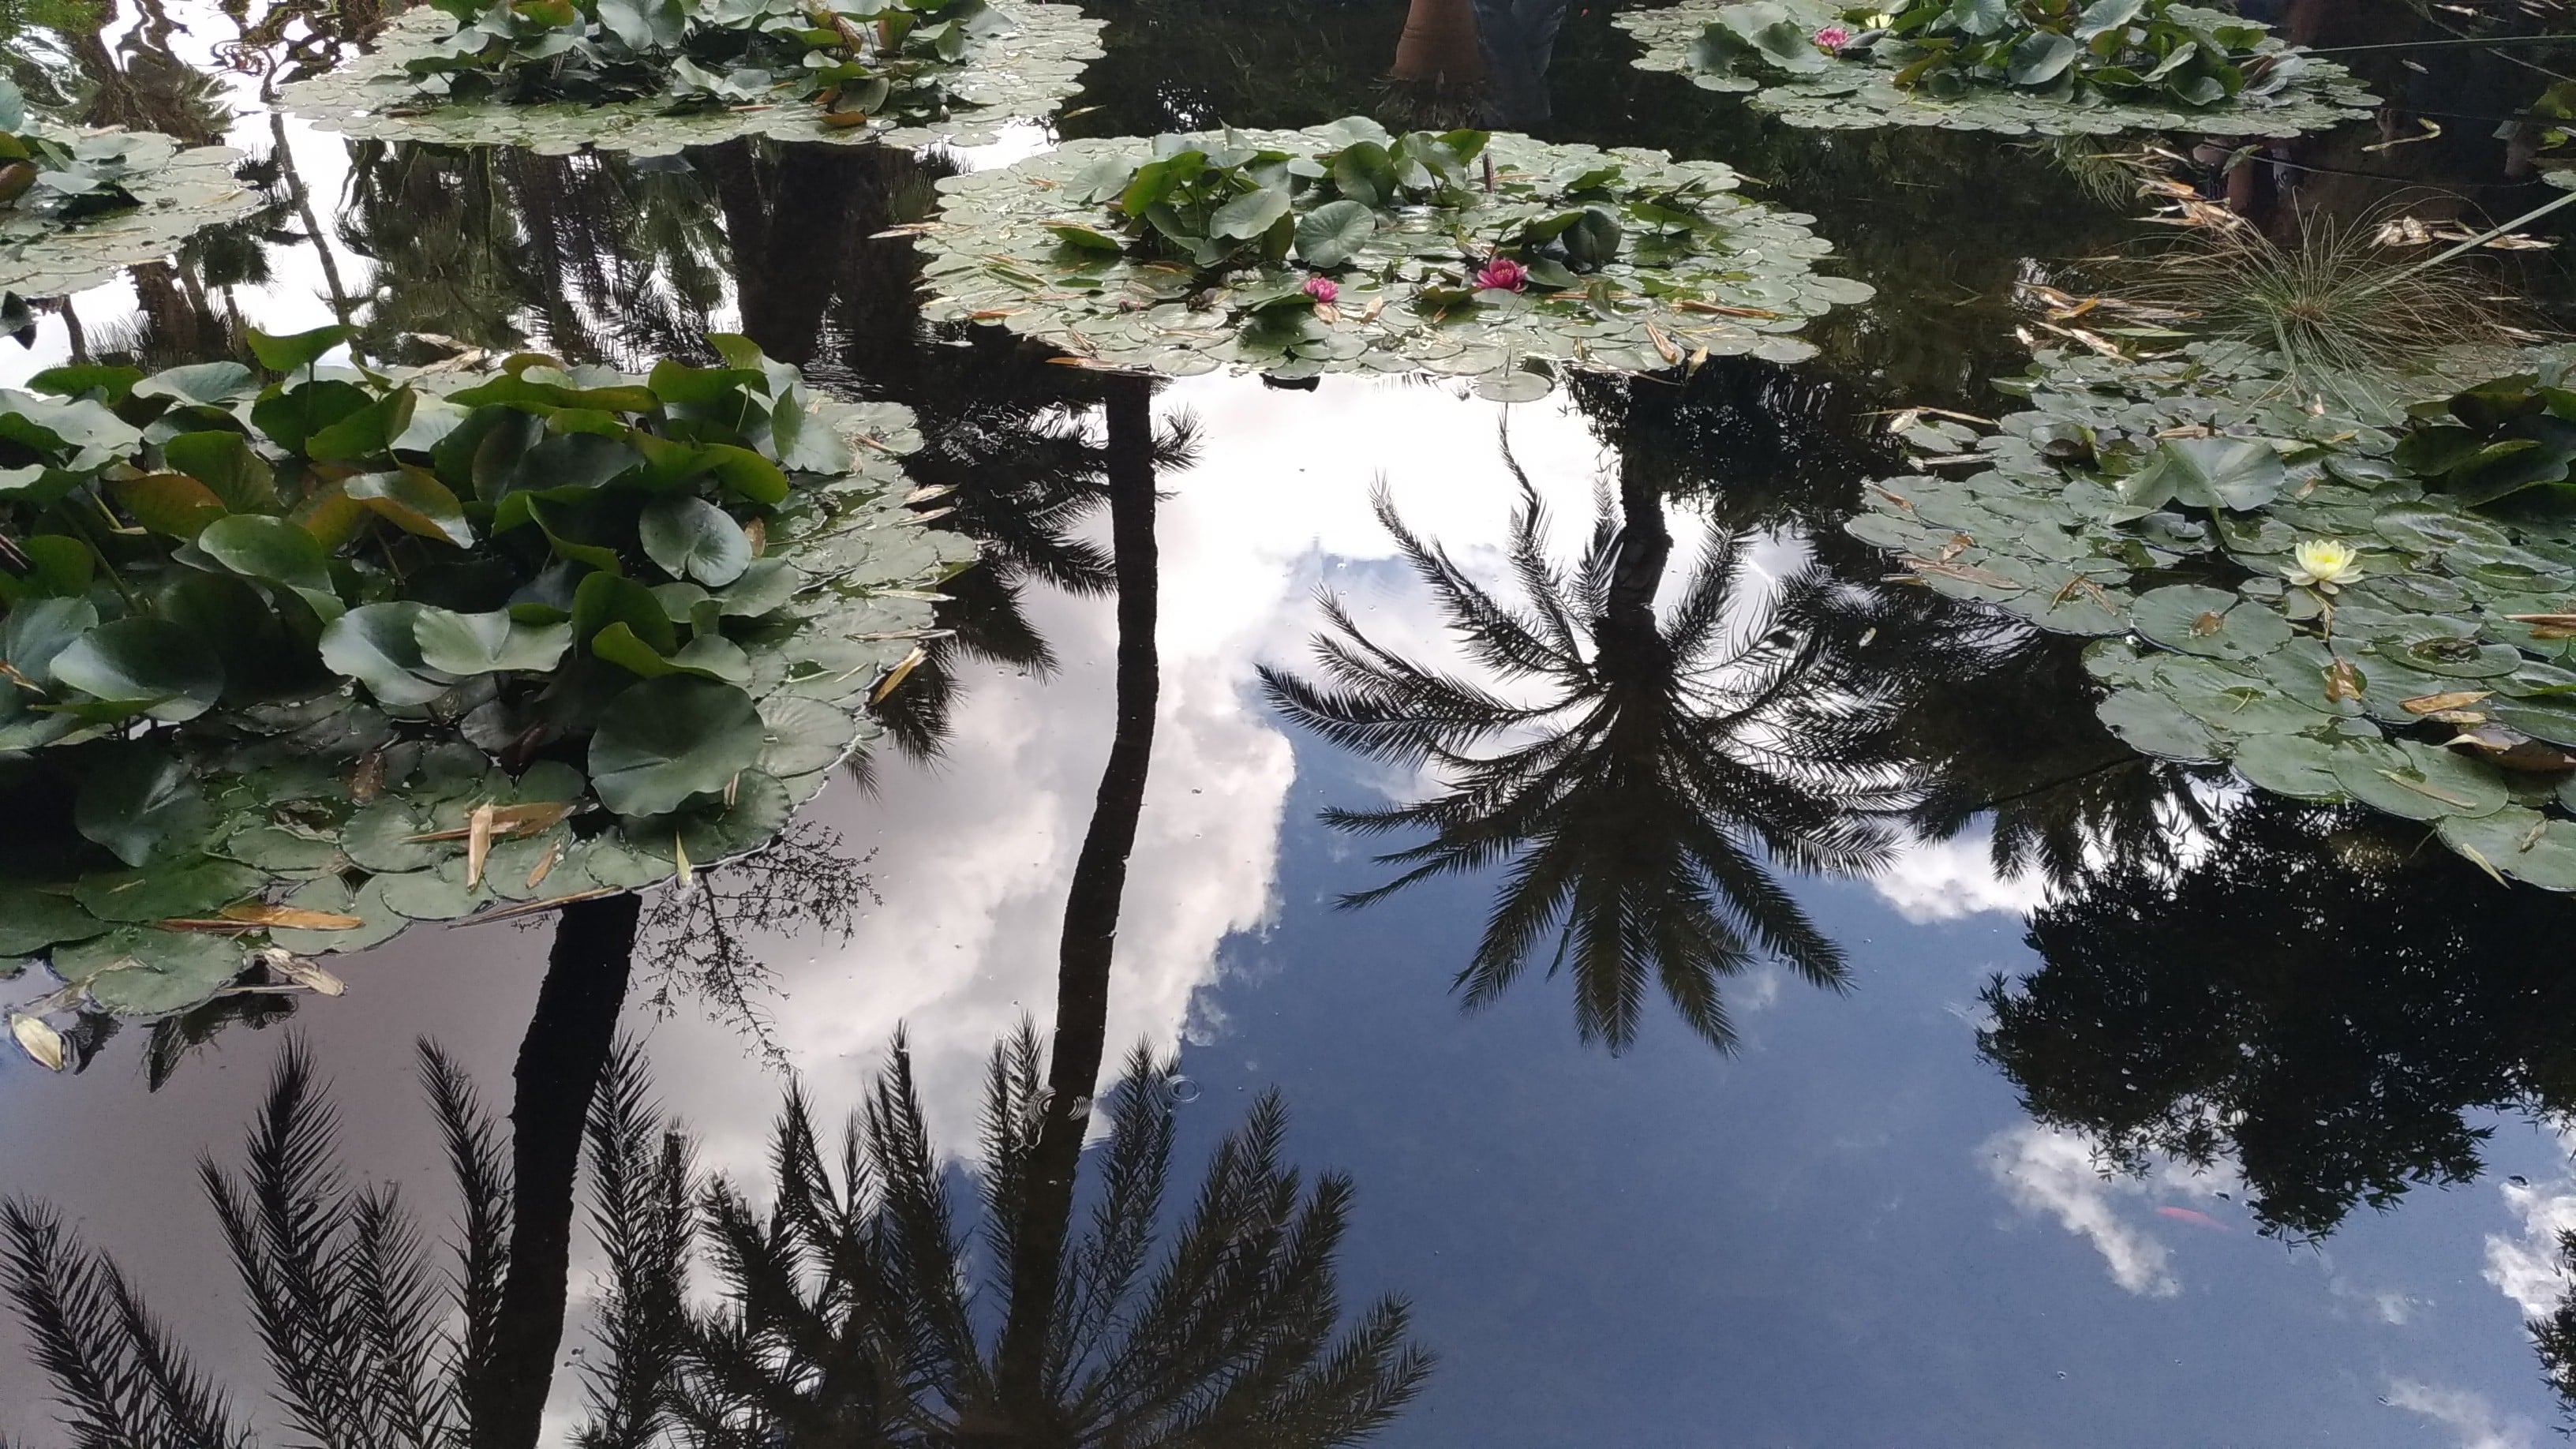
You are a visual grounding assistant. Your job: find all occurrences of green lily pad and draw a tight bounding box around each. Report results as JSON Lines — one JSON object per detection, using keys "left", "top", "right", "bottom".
{"left": 320, "top": 602, "right": 453, "bottom": 706}
{"left": 70, "top": 857, "right": 267, "bottom": 922}
{"left": 2096, "top": 686, "right": 2225, "bottom": 763}
{"left": 74, "top": 748, "right": 215, "bottom": 867}
{"left": 340, "top": 799, "right": 449, "bottom": 874}
{"left": 639, "top": 495, "right": 752, "bottom": 587}
{"left": 281, "top": 1, "right": 1106, "bottom": 155}
{"left": 51, "top": 617, "right": 224, "bottom": 722}
{"left": 0, "top": 888, "right": 105, "bottom": 956}
{"left": 2132, "top": 584, "right": 2290, "bottom": 661}
{"left": 623, "top": 769, "right": 794, "bottom": 866}
{"left": 2436, "top": 808, "right": 2576, "bottom": 890}
{"left": 589, "top": 674, "right": 766, "bottom": 817}
{"left": 1619, "top": 0, "right": 2375, "bottom": 137}
{"left": 2230, "top": 732, "right": 2346, "bottom": 802}
{"left": 265, "top": 874, "right": 409, "bottom": 956}
{"left": 757, "top": 694, "right": 859, "bottom": 778}
{"left": 2330, "top": 738, "right": 2510, "bottom": 822}
{"left": 376, "top": 866, "right": 493, "bottom": 923}
{"left": 918, "top": 122, "right": 1863, "bottom": 393}
{"left": 414, "top": 606, "right": 573, "bottom": 676}
{"left": 58, "top": 928, "right": 245, "bottom": 1014}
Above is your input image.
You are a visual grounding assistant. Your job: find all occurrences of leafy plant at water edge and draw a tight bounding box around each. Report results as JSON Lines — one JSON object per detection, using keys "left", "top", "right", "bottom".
{"left": 1619, "top": 0, "right": 2374, "bottom": 137}
{"left": 0, "top": 328, "right": 970, "bottom": 1037}
{"left": 918, "top": 117, "right": 1873, "bottom": 397}
{"left": 280, "top": 0, "right": 1103, "bottom": 154}
{"left": 1847, "top": 340, "right": 2576, "bottom": 889}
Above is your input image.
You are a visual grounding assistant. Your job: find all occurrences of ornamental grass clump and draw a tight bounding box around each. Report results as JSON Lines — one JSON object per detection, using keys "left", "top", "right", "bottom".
{"left": 2135, "top": 206, "right": 2518, "bottom": 412}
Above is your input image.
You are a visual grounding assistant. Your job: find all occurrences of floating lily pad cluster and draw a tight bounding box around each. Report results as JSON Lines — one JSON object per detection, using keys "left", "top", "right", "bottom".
{"left": 1848, "top": 340, "right": 2576, "bottom": 888}
{"left": 281, "top": 0, "right": 1103, "bottom": 155}
{"left": 914, "top": 117, "right": 1873, "bottom": 396}
{"left": 1619, "top": 0, "right": 2374, "bottom": 137}
{"left": 0, "top": 331, "right": 969, "bottom": 1030}
{"left": 0, "top": 75, "right": 262, "bottom": 300}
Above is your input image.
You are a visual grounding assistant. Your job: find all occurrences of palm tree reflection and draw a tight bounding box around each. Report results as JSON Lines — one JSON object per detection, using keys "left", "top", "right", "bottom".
{"left": 1262, "top": 425, "right": 1907, "bottom": 1051}
{"left": 2, "top": 1032, "right": 1428, "bottom": 1449}
{"left": 680, "top": 1028, "right": 1430, "bottom": 1444}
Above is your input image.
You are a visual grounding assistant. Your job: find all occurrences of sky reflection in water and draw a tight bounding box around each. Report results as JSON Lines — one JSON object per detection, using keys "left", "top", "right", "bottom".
{"left": 6, "top": 0, "right": 2576, "bottom": 1444}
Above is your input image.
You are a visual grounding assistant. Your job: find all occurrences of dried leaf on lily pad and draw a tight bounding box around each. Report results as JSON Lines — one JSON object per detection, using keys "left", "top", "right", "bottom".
{"left": 11, "top": 1012, "right": 65, "bottom": 1070}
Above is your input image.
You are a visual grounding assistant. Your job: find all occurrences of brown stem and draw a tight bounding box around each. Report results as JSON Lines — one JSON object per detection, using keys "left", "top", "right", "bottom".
{"left": 994, "top": 374, "right": 1159, "bottom": 1421}
{"left": 468, "top": 891, "right": 642, "bottom": 1449}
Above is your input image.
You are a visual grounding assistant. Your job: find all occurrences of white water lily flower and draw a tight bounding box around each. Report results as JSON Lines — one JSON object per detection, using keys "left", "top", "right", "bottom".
{"left": 2283, "top": 537, "right": 2361, "bottom": 591}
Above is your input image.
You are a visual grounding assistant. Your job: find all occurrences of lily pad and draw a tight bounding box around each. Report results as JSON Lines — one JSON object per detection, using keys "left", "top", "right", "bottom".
{"left": 0, "top": 343, "right": 970, "bottom": 1025}
{"left": 1619, "top": 0, "right": 2375, "bottom": 138}
{"left": 2230, "top": 732, "right": 2345, "bottom": 802}
{"left": 917, "top": 120, "right": 1866, "bottom": 394}
{"left": 71, "top": 857, "right": 267, "bottom": 922}
{"left": 0, "top": 888, "right": 105, "bottom": 957}
{"left": 0, "top": 127, "right": 264, "bottom": 298}
{"left": 281, "top": 2, "right": 1105, "bottom": 155}
{"left": 589, "top": 674, "right": 767, "bottom": 817}
{"left": 2096, "top": 686, "right": 2224, "bottom": 763}
{"left": 2331, "top": 739, "right": 2509, "bottom": 822}
{"left": 1846, "top": 339, "right": 2576, "bottom": 888}
{"left": 2437, "top": 808, "right": 2576, "bottom": 890}
{"left": 58, "top": 928, "right": 245, "bottom": 1014}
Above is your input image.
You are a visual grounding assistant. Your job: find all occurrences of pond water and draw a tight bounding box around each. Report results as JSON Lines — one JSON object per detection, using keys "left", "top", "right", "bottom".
{"left": 9, "top": 1, "right": 2576, "bottom": 1445}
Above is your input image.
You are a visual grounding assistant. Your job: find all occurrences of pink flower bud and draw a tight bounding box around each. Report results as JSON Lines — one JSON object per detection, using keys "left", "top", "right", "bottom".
{"left": 1813, "top": 24, "right": 1852, "bottom": 51}
{"left": 1473, "top": 256, "right": 1527, "bottom": 292}
{"left": 1302, "top": 275, "right": 1339, "bottom": 304}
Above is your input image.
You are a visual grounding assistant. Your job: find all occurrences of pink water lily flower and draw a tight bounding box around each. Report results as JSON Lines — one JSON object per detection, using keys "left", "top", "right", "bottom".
{"left": 1473, "top": 256, "right": 1527, "bottom": 292}
{"left": 1813, "top": 23, "right": 1852, "bottom": 51}
{"left": 1302, "top": 275, "right": 1339, "bottom": 304}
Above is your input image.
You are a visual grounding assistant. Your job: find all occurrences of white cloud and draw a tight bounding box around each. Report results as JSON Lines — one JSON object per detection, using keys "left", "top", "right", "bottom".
{"left": 1983, "top": 1125, "right": 2179, "bottom": 1297}
{"left": 2487, "top": 1174, "right": 2576, "bottom": 1322}
{"left": 1980, "top": 1125, "right": 2239, "bottom": 1298}
{"left": 1870, "top": 833, "right": 2047, "bottom": 923}
{"left": 632, "top": 373, "right": 1619, "bottom": 1179}
{"left": 2387, "top": 1380, "right": 2538, "bottom": 1449}
{"left": 560, "top": 373, "right": 1616, "bottom": 1438}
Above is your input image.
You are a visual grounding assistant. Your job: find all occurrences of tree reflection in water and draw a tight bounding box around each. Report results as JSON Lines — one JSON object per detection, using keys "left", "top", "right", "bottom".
{"left": 0, "top": 264, "right": 1425, "bottom": 1442}
{"left": 676, "top": 1028, "right": 1430, "bottom": 1444}
{"left": 2, "top": 981, "right": 1428, "bottom": 1449}
{"left": 1263, "top": 372, "right": 1915, "bottom": 1052}
{"left": 1984, "top": 795, "right": 2576, "bottom": 1243}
